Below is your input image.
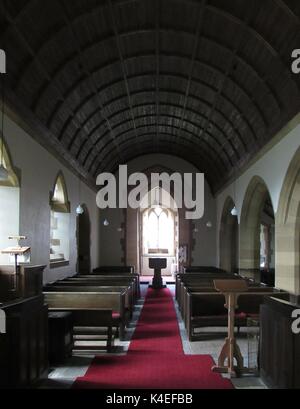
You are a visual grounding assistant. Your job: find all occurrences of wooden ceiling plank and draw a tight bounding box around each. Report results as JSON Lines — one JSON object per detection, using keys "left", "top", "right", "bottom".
{"left": 56, "top": 0, "right": 124, "bottom": 166}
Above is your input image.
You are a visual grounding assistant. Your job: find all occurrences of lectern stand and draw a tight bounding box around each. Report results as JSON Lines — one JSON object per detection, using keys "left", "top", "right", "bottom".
{"left": 212, "top": 279, "right": 248, "bottom": 378}
{"left": 149, "top": 258, "right": 167, "bottom": 289}
{"left": 1, "top": 246, "right": 31, "bottom": 290}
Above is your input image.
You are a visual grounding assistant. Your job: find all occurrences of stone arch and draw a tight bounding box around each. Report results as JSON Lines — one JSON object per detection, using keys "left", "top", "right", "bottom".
{"left": 219, "top": 196, "right": 239, "bottom": 273}
{"left": 276, "top": 147, "right": 300, "bottom": 297}
{"left": 125, "top": 164, "right": 193, "bottom": 274}
{"left": 0, "top": 137, "right": 19, "bottom": 187}
{"left": 239, "top": 176, "right": 274, "bottom": 281}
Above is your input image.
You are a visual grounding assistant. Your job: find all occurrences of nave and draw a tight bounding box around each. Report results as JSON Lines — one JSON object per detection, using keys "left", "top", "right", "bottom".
{"left": 44, "top": 283, "right": 264, "bottom": 390}
{"left": 0, "top": 0, "right": 300, "bottom": 392}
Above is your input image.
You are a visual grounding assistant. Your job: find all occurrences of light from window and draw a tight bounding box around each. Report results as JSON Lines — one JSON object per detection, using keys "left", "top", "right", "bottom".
{"left": 143, "top": 207, "right": 175, "bottom": 255}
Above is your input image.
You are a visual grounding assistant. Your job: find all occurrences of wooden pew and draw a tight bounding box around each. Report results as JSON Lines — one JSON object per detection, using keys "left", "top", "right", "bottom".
{"left": 64, "top": 274, "right": 141, "bottom": 299}
{"left": 44, "top": 285, "right": 134, "bottom": 318}
{"left": 260, "top": 297, "right": 300, "bottom": 388}
{"left": 185, "top": 290, "right": 290, "bottom": 341}
{"left": 92, "top": 266, "right": 135, "bottom": 274}
{"left": 0, "top": 295, "right": 48, "bottom": 387}
{"left": 56, "top": 278, "right": 139, "bottom": 304}
{"left": 175, "top": 273, "right": 239, "bottom": 308}
{"left": 72, "top": 309, "right": 115, "bottom": 352}
{"left": 178, "top": 280, "right": 268, "bottom": 319}
{"left": 184, "top": 266, "right": 227, "bottom": 274}
{"left": 180, "top": 285, "right": 282, "bottom": 330}
{"left": 44, "top": 291, "right": 128, "bottom": 340}
{"left": 175, "top": 272, "right": 238, "bottom": 300}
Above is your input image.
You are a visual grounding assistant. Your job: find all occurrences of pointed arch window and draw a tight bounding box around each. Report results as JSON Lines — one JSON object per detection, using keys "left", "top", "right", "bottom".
{"left": 0, "top": 137, "right": 19, "bottom": 188}
{"left": 142, "top": 207, "right": 175, "bottom": 255}
{"left": 50, "top": 172, "right": 70, "bottom": 266}
{"left": 0, "top": 140, "right": 20, "bottom": 265}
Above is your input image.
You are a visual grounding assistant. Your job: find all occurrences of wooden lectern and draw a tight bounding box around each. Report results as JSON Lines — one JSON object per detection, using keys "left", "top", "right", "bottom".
{"left": 1, "top": 239, "right": 31, "bottom": 291}
{"left": 212, "top": 279, "right": 248, "bottom": 377}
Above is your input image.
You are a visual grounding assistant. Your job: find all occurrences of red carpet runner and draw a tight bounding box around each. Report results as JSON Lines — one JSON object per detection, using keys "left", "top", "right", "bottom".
{"left": 73, "top": 288, "right": 233, "bottom": 389}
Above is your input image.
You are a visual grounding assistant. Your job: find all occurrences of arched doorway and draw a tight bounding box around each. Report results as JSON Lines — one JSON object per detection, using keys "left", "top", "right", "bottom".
{"left": 140, "top": 187, "right": 178, "bottom": 276}
{"left": 77, "top": 204, "right": 91, "bottom": 275}
{"left": 240, "top": 176, "right": 275, "bottom": 282}
{"left": 125, "top": 165, "right": 192, "bottom": 275}
{"left": 276, "top": 147, "right": 300, "bottom": 298}
{"left": 219, "top": 197, "right": 239, "bottom": 274}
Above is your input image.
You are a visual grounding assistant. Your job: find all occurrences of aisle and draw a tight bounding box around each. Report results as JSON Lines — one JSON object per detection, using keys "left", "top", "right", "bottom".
{"left": 73, "top": 288, "right": 233, "bottom": 389}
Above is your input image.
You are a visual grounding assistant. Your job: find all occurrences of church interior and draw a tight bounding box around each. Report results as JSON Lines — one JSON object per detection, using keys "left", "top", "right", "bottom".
{"left": 0, "top": 0, "right": 300, "bottom": 391}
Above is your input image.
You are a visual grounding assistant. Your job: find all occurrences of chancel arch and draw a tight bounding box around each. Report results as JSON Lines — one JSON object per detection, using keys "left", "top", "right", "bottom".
{"left": 0, "top": 138, "right": 20, "bottom": 265}
{"left": 125, "top": 164, "right": 193, "bottom": 275}
{"left": 239, "top": 176, "right": 275, "bottom": 282}
{"left": 276, "top": 147, "right": 300, "bottom": 298}
{"left": 219, "top": 197, "right": 239, "bottom": 274}
{"left": 49, "top": 171, "right": 71, "bottom": 267}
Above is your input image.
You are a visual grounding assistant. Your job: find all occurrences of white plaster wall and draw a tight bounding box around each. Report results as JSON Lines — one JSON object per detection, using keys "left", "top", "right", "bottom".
{"left": 0, "top": 187, "right": 20, "bottom": 264}
{"left": 2, "top": 114, "right": 100, "bottom": 283}
{"left": 99, "top": 154, "right": 217, "bottom": 267}
{"left": 216, "top": 116, "right": 300, "bottom": 266}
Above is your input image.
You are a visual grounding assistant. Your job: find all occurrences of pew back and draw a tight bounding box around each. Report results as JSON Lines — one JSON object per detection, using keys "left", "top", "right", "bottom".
{"left": 186, "top": 290, "right": 290, "bottom": 340}
{"left": 44, "top": 291, "right": 124, "bottom": 310}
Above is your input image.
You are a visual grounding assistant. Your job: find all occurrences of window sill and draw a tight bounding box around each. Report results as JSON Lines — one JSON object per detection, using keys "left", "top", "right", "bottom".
{"left": 50, "top": 260, "right": 70, "bottom": 269}
{"left": 143, "top": 254, "right": 175, "bottom": 257}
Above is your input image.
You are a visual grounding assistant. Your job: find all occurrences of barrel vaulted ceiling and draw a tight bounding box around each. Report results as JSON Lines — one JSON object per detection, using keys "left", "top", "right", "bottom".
{"left": 1, "top": 0, "right": 300, "bottom": 192}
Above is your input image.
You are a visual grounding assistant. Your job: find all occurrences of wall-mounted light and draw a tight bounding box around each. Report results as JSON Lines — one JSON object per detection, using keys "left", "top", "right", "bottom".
{"left": 117, "top": 227, "right": 123, "bottom": 232}
{"left": 76, "top": 204, "right": 84, "bottom": 215}
{"left": 231, "top": 206, "right": 238, "bottom": 217}
{"left": 103, "top": 219, "right": 109, "bottom": 227}
{"left": 206, "top": 221, "right": 212, "bottom": 228}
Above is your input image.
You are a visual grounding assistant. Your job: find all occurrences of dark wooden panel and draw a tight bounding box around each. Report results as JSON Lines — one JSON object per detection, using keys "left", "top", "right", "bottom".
{"left": 260, "top": 297, "right": 300, "bottom": 389}
{"left": 0, "top": 296, "right": 48, "bottom": 388}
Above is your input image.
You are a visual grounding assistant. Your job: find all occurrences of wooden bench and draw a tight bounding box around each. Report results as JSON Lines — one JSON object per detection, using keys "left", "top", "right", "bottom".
{"left": 44, "top": 291, "right": 128, "bottom": 341}
{"left": 175, "top": 273, "right": 239, "bottom": 307}
{"left": 64, "top": 274, "right": 140, "bottom": 299}
{"left": 184, "top": 267, "right": 228, "bottom": 274}
{"left": 180, "top": 285, "right": 281, "bottom": 329}
{"left": 175, "top": 272, "right": 238, "bottom": 300}
{"left": 179, "top": 281, "right": 270, "bottom": 322}
{"left": 44, "top": 285, "right": 134, "bottom": 318}
{"left": 92, "top": 266, "right": 135, "bottom": 274}
{"left": 185, "top": 290, "right": 290, "bottom": 341}
{"left": 56, "top": 278, "right": 139, "bottom": 305}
